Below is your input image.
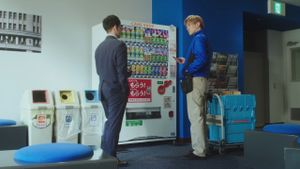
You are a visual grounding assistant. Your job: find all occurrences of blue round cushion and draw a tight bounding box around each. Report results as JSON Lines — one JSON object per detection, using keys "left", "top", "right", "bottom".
{"left": 263, "top": 124, "right": 300, "bottom": 136}
{"left": 14, "top": 143, "right": 94, "bottom": 164}
{"left": 0, "top": 119, "right": 16, "bottom": 126}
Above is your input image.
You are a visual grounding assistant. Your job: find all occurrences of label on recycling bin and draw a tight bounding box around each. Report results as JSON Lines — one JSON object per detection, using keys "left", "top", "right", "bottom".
{"left": 32, "top": 110, "right": 52, "bottom": 129}
{"left": 88, "top": 113, "right": 98, "bottom": 126}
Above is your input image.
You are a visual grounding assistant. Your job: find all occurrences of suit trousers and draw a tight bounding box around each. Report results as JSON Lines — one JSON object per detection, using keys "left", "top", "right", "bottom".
{"left": 100, "top": 83, "right": 127, "bottom": 157}
{"left": 187, "top": 77, "right": 208, "bottom": 157}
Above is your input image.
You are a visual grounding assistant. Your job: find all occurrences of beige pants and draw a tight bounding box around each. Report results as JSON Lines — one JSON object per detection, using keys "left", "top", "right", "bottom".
{"left": 187, "top": 77, "right": 208, "bottom": 157}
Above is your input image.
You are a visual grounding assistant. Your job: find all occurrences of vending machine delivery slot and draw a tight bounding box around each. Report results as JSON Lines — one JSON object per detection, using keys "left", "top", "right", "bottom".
{"left": 126, "top": 107, "right": 161, "bottom": 120}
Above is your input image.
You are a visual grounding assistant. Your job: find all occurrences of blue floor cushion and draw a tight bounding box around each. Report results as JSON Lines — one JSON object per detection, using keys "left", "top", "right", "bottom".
{"left": 263, "top": 123, "right": 300, "bottom": 136}
{"left": 14, "top": 143, "right": 94, "bottom": 164}
{"left": 0, "top": 119, "right": 16, "bottom": 126}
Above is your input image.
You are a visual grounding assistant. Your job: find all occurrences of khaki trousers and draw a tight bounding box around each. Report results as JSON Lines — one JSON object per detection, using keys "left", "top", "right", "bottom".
{"left": 187, "top": 77, "right": 208, "bottom": 157}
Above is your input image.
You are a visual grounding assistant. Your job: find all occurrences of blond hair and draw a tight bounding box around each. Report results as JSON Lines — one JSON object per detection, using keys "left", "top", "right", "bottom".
{"left": 184, "top": 15, "right": 205, "bottom": 28}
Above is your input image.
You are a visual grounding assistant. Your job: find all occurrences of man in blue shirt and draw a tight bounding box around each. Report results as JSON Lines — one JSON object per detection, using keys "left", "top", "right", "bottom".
{"left": 180, "top": 15, "right": 212, "bottom": 159}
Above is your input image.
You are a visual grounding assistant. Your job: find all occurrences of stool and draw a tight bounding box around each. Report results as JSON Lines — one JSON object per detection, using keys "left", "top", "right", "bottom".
{"left": 0, "top": 119, "right": 16, "bottom": 126}
{"left": 14, "top": 143, "right": 94, "bottom": 164}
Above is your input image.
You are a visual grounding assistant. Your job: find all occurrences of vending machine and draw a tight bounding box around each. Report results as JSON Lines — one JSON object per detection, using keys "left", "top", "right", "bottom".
{"left": 92, "top": 20, "right": 177, "bottom": 144}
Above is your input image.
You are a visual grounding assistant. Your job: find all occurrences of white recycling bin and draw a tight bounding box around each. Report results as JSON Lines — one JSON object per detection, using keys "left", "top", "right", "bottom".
{"left": 54, "top": 90, "right": 80, "bottom": 143}
{"left": 80, "top": 90, "right": 103, "bottom": 148}
{"left": 21, "top": 90, "right": 54, "bottom": 145}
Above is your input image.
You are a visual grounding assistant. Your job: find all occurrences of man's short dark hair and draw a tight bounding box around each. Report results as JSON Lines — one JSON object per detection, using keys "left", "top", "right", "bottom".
{"left": 102, "top": 15, "right": 121, "bottom": 32}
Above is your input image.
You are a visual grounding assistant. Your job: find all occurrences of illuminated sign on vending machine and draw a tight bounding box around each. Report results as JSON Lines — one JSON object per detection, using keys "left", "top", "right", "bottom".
{"left": 128, "top": 79, "right": 152, "bottom": 103}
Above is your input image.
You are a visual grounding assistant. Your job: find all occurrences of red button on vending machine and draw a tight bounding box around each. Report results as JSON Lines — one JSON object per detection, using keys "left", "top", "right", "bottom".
{"left": 169, "top": 111, "right": 174, "bottom": 118}
{"left": 158, "top": 85, "right": 165, "bottom": 95}
{"left": 164, "top": 80, "right": 172, "bottom": 87}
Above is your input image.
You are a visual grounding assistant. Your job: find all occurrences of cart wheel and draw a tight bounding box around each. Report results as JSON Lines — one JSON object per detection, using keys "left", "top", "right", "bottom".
{"left": 220, "top": 140, "right": 226, "bottom": 146}
{"left": 172, "top": 140, "right": 179, "bottom": 145}
{"left": 218, "top": 140, "right": 226, "bottom": 154}
{"left": 218, "top": 147, "right": 224, "bottom": 155}
{"left": 208, "top": 144, "right": 214, "bottom": 151}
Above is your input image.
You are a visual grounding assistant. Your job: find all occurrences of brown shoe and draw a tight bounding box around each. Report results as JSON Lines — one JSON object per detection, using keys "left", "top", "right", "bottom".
{"left": 117, "top": 159, "right": 129, "bottom": 167}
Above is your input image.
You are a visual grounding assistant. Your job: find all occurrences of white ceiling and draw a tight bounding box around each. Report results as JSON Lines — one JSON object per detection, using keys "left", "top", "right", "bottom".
{"left": 281, "top": 0, "right": 300, "bottom": 7}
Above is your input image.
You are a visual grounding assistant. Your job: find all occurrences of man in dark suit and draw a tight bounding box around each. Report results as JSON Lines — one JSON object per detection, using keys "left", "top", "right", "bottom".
{"left": 95, "top": 15, "right": 130, "bottom": 167}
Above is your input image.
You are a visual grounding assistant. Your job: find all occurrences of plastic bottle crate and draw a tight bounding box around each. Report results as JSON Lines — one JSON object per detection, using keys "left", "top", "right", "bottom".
{"left": 208, "top": 119, "right": 256, "bottom": 143}
{"left": 207, "top": 94, "right": 256, "bottom": 143}
{"left": 208, "top": 94, "right": 256, "bottom": 120}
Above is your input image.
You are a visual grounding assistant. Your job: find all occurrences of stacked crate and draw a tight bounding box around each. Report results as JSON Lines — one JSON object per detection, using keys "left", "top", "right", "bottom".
{"left": 207, "top": 94, "right": 256, "bottom": 144}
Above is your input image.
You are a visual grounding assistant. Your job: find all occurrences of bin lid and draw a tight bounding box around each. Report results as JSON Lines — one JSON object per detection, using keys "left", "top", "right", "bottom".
{"left": 14, "top": 143, "right": 94, "bottom": 164}
{"left": 0, "top": 119, "right": 16, "bottom": 126}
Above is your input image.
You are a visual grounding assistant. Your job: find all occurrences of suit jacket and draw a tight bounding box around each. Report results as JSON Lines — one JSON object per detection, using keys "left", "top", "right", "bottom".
{"left": 95, "top": 36, "right": 129, "bottom": 100}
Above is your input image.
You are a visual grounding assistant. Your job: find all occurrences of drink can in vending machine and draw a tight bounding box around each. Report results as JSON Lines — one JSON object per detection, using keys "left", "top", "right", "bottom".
{"left": 151, "top": 64, "right": 156, "bottom": 76}
{"left": 136, "top": 63, "right": 141, "bottom": 75}
{"left": 131, "top": 63, "right": 136, "bottom": 75}
{"left": 140, "top": 63, "right": 144, "bottom": 75}
{"left": 131, "top": 44, "right": 136, "bottom": 59}
{"left": 151, "top": 29, "right": 156, "bottom": 44}
{"left": 127, "top": 43, "right": 131, "bottom": 59}
{"left": 136, "top": 44, "right": 140, "bottom": 60}
{"left": 135, "top": 27, "right": 140, "bottom": 40}
{"left": 144, "top": 45, "right": 149, "bottom": 61}
{"left": 140, "top": 27, "right": 145, "bottom": 42}
{"left": 131, "top": 26, "right": 136, "bottom": 40}
{"left": 139, "top": 45, "right": 144, "bottom": 60}
{"left": 147, "top": 63, "right": 152, "bottom": 76}
{"left": 163, "top": 64, "right": 168, "bottom": 76}
{"left": 135, "top": 44, "right": 140, "bottom": 60}
{"left": 155, "top": 65, "right": 160, "bottom": 76}
{"left": 144, "top": 63, "right": 148, "bottom": 76}
{"left": 144, "top": 28, "right": 150, "bottom": 43}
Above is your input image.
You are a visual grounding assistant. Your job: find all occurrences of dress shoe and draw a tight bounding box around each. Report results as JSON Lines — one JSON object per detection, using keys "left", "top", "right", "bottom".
{"left": 117, "top": 159, "right": 129, "bottom": 167}
{"left": 184, "top": 152, "right": 207, "bottom": 160}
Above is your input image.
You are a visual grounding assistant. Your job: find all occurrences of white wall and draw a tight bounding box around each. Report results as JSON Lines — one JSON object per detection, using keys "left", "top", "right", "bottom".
{"left": 282, "top": 29, "right": 300, "bottom": 123}
{"left": 267, "top": 30, "right": 285, "bottom": 122}
{"left": 0, "top": 0, "right": 152, "bottom": 121}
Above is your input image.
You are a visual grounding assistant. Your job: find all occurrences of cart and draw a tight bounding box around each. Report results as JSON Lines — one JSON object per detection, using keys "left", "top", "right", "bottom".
{"left": 206, "top": 93, "right": 256, "bottom": 154}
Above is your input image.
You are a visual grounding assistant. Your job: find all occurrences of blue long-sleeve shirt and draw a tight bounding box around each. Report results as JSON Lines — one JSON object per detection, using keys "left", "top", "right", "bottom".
{"left": 182, "top": 30, "right": 212, "bottom": 78}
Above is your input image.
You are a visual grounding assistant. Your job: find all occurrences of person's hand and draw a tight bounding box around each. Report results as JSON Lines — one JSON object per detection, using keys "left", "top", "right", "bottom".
{"left": 173, "top": 57, "right": 185, "bottom": 64}
{"left": 127, "top": 66, "right": 132, "bottom": 77}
